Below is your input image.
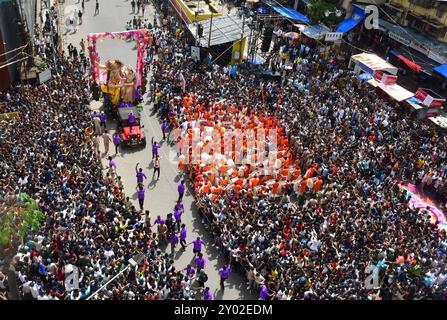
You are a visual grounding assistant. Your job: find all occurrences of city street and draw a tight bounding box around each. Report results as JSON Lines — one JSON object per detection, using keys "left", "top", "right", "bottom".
{"left": 60, "top": 0, "right": 255, "bottom": 300}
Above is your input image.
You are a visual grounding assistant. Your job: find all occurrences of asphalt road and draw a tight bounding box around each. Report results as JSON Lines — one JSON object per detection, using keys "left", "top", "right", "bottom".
{"left": 59, "top": 0, "right": 256, "bottom": 300}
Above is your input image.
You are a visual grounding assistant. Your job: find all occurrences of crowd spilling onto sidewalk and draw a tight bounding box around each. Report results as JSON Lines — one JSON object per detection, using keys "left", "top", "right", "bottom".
{"left": 0, "top": 11, "right": 216, "bottom": 300}
{"left": 1, "top": 0, "right": 447, "bottom": 301}
{"left": 149, "top": 8, "right": 447, "bottom": 300}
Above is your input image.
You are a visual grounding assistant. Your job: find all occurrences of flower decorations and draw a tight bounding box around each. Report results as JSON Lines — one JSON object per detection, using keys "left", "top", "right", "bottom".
{"left": 86, "top": 29, "right": 152, "bottom": 86}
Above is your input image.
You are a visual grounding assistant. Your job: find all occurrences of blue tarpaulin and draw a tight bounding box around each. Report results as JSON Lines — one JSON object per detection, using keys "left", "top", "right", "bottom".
{"left": 299, "top": 23, "right": 330, "bottom": 40}
{"left": 407, "top": 96, "right": 423, "bottom": 105}
{"left": 248, "top": 54, "right": 266, "bottom": 65}
{"left": 336, "top": 7, "right": 365, "bottom": 33}
{"left": 434, "top": 64, "right": 447, "bottom": 79}
{"left": 258, "top": 6, "right": 268, "bottom": 14}
{"left": 357, "top": 73, "right": 373, "bottom": 81}
{"left": 271, "top": 5, "right": 310, "bottom": 23}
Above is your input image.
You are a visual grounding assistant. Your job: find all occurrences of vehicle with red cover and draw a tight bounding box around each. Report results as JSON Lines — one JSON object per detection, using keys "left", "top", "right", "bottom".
{"left": 117, "top": 107, "right": 146, "bottom": 147}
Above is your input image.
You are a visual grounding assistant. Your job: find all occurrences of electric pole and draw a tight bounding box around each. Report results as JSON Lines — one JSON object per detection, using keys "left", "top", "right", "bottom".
{"left": 207, "top": 13, "right": 213, "bottom": 49}
{"left": 239, "top": 14, "right": 245, "bottom": 64}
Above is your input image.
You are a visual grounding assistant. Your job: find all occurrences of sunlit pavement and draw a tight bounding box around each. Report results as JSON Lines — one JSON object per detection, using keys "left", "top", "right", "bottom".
{"left": 60, "top": 0, "right": 256, "bottom": 300}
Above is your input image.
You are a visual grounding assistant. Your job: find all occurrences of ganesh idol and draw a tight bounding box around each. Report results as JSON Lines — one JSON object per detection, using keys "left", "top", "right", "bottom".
{"left": 120, "top": 65, "right": 137, "bottom": 104}
{"left": 99, "top": 59, "right": 125, "bottom": 105}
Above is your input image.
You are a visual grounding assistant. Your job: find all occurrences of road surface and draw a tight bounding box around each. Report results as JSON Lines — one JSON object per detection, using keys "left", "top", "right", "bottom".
{"left": 60, "top": 0, "right": 255, "bottom": 300}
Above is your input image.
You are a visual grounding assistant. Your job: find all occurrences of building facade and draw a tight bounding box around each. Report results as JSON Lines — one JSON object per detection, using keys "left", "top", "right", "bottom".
{"left": 384, "top": 0, "right": 447, "bottom": 42}
{"left": 0, "top": 0, "right": 34, "bottom": 89}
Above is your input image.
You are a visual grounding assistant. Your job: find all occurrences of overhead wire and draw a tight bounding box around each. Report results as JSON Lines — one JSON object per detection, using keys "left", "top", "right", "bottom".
{"left": 265, "top": 0, "right": 373, "bottom": 54}
{"left": 368, "top": 0, "right": 440, "bottom": 68}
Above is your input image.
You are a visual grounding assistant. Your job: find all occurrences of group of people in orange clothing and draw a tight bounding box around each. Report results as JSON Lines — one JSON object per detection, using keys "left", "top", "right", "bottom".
{"left": 173, "top": 92, "right": 324, "bottom": 202}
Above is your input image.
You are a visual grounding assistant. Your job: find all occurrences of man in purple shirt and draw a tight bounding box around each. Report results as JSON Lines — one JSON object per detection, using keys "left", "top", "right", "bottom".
{"left": 169, "top": 232, "right": 178, "bottom": 255}
{"left": 99, "top": 111, "right": 107, "bottom": 130}
{"left": 135, "top": 163, "right": 147, "bottom": 186}
{"left": 190, "top": 236, "right": 205, "bottom": 256}
{"left": 128, "top": 111, "right": 136, "bottom": 125}
{"left": 136, "top": 185, "right": 146, "bottom": 211}
{"left": 177, "top": 180, "right": 185, "bottom": 201}
{"left": 259, "top": 284, "right": 270, "bottom": 300}
{"left": 201, "top": 287, "right": 212, "bottom": 300}
{"left": 108, "top": 156, "right": 117, "bottom": 173}
{"left": 174, "top": 200, "right": 184, "bottom": 213}
{"left": 173, "top": 209, "right": 182, "bottom": 232}
{"left": 153, "top": 215, "right": 165, "bottom": 225}
{"left": 151, "top": 137, "right": 160, "bottom": 159}
{"left": 113, "top": 132, "right": 120, "bottom": 154}
{"left": 161, "top": 119, "right": 167, "bottom": 141}
{"left": 218, "top": 263, "right": 231, "bottom": 291}
{"left": 184, "top": 264, "right": 195, "bottom": 278}
{"left": 179, "top": 224, "right": 187, "bottom": 249}
{"left": 194, "top": 253, "right": 206, "bottom": 273}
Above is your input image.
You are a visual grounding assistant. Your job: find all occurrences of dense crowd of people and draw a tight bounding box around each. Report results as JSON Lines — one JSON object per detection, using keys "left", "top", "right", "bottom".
{"left": 150, "top": 12, "right": 447, "bottom": 300}
{"left": 1, "top": 0, "right": 447, "bottom": 301}
{"left": 0, "top": 31, "right": 204, "bottom": 300}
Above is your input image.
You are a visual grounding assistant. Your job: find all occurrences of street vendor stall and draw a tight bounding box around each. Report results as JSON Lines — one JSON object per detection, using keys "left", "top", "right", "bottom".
{"left": 350, "top": 53, "right": 398, "bottom": 75}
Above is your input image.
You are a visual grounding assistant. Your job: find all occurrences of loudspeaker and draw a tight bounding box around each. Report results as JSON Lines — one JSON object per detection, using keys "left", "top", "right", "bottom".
{"left": 261, "top": 25, "right": 274, "bottom": 53}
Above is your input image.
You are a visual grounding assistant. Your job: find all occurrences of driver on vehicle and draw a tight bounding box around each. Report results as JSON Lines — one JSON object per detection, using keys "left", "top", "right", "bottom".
{"left": 128, "top": 111, "right": 135, "bottom": 125}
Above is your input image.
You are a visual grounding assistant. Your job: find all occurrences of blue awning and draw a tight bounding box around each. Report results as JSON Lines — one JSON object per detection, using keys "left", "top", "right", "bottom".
{"left": 407, "top": 96, "right": 423, "bottom": 105}
{"left": 434, "top": 64, "right": 447, "bottom": 79}
{"left": 271, "top": 5, "right": 310, "bottom": 23}
{"left": 336, "top": 7, "right": 365, "bottom": 33}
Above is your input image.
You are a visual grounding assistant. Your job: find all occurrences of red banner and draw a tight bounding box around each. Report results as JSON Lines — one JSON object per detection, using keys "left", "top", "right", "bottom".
{"left": 373, "top": 70, "right": 384, "bottom": 81}
{"left": 414, "top": 88, "right": 445, "bottom": 108}
{"left": 382, "top": 75, "right": 397, "bottom": 85}
{"left": 414, "top": 88, "right": 428, "bottom": 102}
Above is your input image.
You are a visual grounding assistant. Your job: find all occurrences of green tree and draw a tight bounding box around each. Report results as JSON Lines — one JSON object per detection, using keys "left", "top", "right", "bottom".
{"left": 0, "top": 194, "right": 44, "bottom": 271}
{"left": 306, "top": 0, "right": 342, "bottom": 26}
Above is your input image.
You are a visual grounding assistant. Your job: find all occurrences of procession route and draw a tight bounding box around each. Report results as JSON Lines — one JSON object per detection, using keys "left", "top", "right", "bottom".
{"left": 61, "top": 0, "right": 255, "bottom": 300}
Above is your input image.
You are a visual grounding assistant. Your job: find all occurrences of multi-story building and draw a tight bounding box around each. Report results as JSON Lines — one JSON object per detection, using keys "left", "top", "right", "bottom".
{"left": 0, "top": 0, "right": 35, "bottom": 89}
{"left": 384, "top": 0, "right": 447, "bottom": 43}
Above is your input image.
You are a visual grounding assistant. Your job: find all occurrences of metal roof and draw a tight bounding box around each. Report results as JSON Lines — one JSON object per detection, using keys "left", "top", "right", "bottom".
{"left": 188, "top": 14, "right": 251, "bottom": 47}
{"left": 379, "top": 18, "right": 447, "bottom": 64}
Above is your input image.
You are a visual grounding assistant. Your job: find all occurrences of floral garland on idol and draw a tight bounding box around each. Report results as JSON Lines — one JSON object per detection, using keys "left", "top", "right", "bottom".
{"left": 86, "top": 29, "right": 152, "bottom": 86}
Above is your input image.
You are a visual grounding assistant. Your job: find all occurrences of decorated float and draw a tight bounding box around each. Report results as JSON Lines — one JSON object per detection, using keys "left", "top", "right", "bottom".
{"left": 86, "top": 29, "right": 152, "bottom": 112}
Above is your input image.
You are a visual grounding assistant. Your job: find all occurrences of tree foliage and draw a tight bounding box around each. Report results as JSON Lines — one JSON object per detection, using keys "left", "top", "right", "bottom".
{"left": 306, "top": 0, "right": 343, "bottom": 26}
{"left": 0, "top": 194, "right": 44, "bottom": 247}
